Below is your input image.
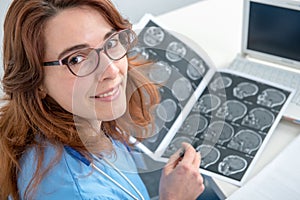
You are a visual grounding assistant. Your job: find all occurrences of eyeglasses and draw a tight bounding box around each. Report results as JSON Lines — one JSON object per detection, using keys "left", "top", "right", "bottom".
{"left": 43, "top": 29, "right": 137, "bottom": 77}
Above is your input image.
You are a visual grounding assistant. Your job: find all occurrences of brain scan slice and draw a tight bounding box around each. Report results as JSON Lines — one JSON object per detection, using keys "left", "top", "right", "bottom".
{"left": 216, "top": 100, "right": 247, "bottom": 121}
{"left": 210, "top": 76, "right": 232, "bottom": 91}
{"left": 233, "top": 82, "right": 259, "bottom": 99}
{"left": 143, "top": 26, "right": 165, "bottom": 47}
{"left": 218, "top": 155, "right": 248, "bottom": 176}
{"left": 178, "top": 114, "right": 208, "bottom": 136}
{"left": 128, "top": 46, "right": 150, "bottom": 61}
{"left": 171, "top": 77, "right": 192, "bottom": 101}
{"left": 257, "top": 88, "right": 286, "bottom": 108}
{"left": 227, "top": 129, "right": 262, "bottom": 154}
{"left": 164, "top": 136, "right": 193, "bottom": 157}
{"left": 192, "top": 94, "right": 221, "bottom": 114}
{"left": 196, "top": 145, "right": 220, "bottom": 168}
{"left": 165, "top": 41, "right": 187, "bottom": 62}
{"left": 241, "top": 107, "right": 275, "bottom": 130}
{"left": 201, "top": 121, "right": 234, "bottom": 145}
{"left": 148, "top": 61, "right": 172, "bottom": 84}
{"left": 156, "top": 99, "right": 178, "bottom": 122}
{"left": 186, "top": 58, "right": 206, "bottom": 80}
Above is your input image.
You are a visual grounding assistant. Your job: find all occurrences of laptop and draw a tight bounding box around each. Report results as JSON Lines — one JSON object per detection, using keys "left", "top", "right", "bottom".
{"left": 228, "top": 0, "right": 300, "bottom": 122}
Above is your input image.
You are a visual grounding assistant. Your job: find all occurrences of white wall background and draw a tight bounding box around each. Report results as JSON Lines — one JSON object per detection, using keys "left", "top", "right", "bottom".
{"left": 111, "top": 0, "right": 201, "bottom": 23}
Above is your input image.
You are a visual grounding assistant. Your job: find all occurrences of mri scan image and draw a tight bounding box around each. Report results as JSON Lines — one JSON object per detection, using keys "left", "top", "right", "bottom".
{"left": 233, "top": 82, "right": 259, "bottom": 99}
{"left": 149, "top": 61, "right": 172, "bottom": 84}
{"left": 143, "top": 26, "right": 165, "bottom": 47}
{"left": 210, "top": 76, "right": 233, "bottom": 91}
{"left": 164, "top": 136, "right": 193, "bottom": 157}
{"left": 186, "top": 58, "right": 206, "bottom": 80}
{"left": 257, "top": 88, "right": 286, "bottom": 108}
{"left": 196, "top": 145, "right": 221, "bottom": 168}
{"left": 165, "top": 41, "right": 187, "bottom": 62}
{"left": 227, "top": 129, "right": 262, "bottom": 154}
{"left": 218, "top": 155, "right": 247, "bottom": 176}
{"left": 241, "top": 107, "right": 275, "bottom": 131}
{"left": 171, "top": 77, "right": 193, "bottom": 101}
{"left": 128, "top": 46, "right": 150, "bottom": 61}
{"left": 192, "top": 94, "right": 221, "bottom": 114}
{"left": 156, "top": 99, "right": 178, "bottom": 122}
{"left": 178, "top": 114, "right": 208, "bottom": 136}
{"left": 216, "top": 100, "right": 247, "bottom": 121}
{"left": 201, "top": 121, "right": 234, "bottom": 145}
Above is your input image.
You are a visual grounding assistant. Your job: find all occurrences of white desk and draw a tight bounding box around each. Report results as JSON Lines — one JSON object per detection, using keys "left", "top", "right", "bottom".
{"left": 156, "top": 0, "right": 300, "bottom": 197}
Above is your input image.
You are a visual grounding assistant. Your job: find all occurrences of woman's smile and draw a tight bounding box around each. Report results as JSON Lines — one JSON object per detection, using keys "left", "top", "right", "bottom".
{"left": 91, "top": 84, "right": 121, "bottom": 101}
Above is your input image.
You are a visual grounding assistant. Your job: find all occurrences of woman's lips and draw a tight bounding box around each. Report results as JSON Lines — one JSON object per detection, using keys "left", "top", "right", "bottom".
{"left": 91, "top": 85, "right": 121, "bottom": 101}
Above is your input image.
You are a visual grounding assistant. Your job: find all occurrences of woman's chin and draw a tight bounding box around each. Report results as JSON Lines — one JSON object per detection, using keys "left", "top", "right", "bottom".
{"left": 99, "top": 105, "right": 127, "bottom": 121}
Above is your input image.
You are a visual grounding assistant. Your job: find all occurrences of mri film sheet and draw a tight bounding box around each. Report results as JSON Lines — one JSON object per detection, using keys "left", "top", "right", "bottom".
{"left": 161, "top": 70, "right": 292, "bottom": 185}
{"left": 131, "top": 18, "right": 211, "bottom": 152}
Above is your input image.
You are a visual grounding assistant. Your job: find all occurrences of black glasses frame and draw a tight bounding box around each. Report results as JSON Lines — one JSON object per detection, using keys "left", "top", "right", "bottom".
{"left": 43, "top": 29, "right": 136, "bottom": 77}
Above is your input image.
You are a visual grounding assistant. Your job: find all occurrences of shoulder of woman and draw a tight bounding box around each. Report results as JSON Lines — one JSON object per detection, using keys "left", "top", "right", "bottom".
{"left": 18, "top": 143, "right": 84, "bottom": 199}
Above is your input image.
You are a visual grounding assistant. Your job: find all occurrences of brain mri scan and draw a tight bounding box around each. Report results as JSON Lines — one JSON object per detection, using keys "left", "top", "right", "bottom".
{"left": 128, "top": 46, "right": 150, "bottom": 61}
{"left": 164, "top": 136, "right": 193, "bottom": 157}
{"left": 210, "top": 76, "right": 232, "bottom": 91}
{"left": 196, "top": 145, "right": 220, "bottom": 168}
{"left": 156, "top": 99, "right": 178, "bottom": 122}
{"left": 241, "top": 107, "right": 275, "bottom": 130}
{"left": 233, "top": 82, "right": 259, "bottom": 99}
{"left": 143, "top": 26, "right": 165, "bottom": 47}
{"left": 172, "top": 77, "right": 192, "bottom": 101}
{"left": 186, "top": 58, "right": 206, "bottom": 80}
{"left": 216, "top": 100, "right": 247, "bottom": 121}
{"left": 201, "top": 121, "right": 234, "bottom": 145}
{"left": 178, "top": 114, "right": 208, "bottom": 136}
{"left": 257, "top": 88, "right": 286, "bottom": 108}
{"left": 218, "top": 155, "right": 247, "bottom": 176}
{"left": 227, "top": 129, "right": 262, "bottom": 154}
{"left": 192, "top": 94, "right": 221, "bottom": 114}
{"left": 149, "top": 61, "right": 172, "bottom": 84}
{"left": 165, "top": 41, "right": 187, "bottom": 62}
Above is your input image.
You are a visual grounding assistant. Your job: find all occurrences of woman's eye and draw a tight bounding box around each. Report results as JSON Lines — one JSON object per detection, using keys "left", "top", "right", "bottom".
{"left": 106, "top": 38, "right": 118, "bottom": 49}
{"left": 68, "top": 55, "right": 85, "bottom": 66}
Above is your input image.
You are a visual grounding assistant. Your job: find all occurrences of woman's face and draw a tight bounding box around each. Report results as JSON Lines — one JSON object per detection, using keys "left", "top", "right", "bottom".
{"left": 43, "top": 6, "right": 128, "bottom": 122}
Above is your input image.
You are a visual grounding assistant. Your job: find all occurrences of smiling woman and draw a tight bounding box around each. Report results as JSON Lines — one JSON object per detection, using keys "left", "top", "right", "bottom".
{"left": 0, "top": 0, "right": 205, "bottom": 199}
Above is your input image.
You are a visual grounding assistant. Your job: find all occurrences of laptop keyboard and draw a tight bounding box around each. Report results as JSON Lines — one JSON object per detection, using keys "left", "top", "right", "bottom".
{"left": 228, "top": 57, "right": 300, "bottom": 105}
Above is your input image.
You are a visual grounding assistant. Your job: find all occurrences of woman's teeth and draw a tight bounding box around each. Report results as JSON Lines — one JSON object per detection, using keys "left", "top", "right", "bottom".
{"left": 96, "top": 87, "right": 117, "bottom": 98}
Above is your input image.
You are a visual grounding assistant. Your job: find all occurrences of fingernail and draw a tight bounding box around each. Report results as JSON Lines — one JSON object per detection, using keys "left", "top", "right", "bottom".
{"left": 179, "top": 149, "right": 185, "bottom": 158}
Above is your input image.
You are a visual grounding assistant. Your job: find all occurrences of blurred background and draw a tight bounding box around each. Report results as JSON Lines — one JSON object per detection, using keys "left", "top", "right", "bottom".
{"left": 111, "top": 0, "right": 202, "bottom": 23}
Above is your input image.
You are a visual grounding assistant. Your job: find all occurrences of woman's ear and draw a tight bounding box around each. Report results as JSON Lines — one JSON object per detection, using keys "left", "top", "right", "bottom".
{"left": 38, "top": 87, "right": 47, "bottom": 99}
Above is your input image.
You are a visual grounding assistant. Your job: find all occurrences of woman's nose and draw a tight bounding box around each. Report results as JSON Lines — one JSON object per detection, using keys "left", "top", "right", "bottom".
{"left": 95, "top": 54, "right": 120, "bottom": 81}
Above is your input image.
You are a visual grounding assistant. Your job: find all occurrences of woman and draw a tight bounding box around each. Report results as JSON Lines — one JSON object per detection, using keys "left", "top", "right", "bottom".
{"left": 0, "top": 0, "right": 204, "bottom": 199}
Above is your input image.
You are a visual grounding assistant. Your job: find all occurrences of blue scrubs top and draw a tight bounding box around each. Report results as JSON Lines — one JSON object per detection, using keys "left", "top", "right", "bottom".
{"left": 18, "top": 140, "right": 150, "bottom": 200}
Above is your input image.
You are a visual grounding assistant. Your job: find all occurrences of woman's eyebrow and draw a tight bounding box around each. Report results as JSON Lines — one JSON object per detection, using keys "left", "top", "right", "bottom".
{"left": 103, "top": 29, "right": 116, "bottom": 40}
{"left": 58, "top": 44, "right": 89, "bottom": 59}
{"left": 58, "top": 29, "right": 116, "bottom": 59}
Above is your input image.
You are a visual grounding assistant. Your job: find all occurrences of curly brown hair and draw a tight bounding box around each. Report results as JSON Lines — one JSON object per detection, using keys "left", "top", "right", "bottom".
{"left": 0, "top": 0, "right": 159, "bottom": 199}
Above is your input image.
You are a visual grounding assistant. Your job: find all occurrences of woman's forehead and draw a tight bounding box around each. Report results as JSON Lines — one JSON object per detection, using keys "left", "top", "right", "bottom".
{"left": 43, "top": 6, "right": 112, "bottom": 59}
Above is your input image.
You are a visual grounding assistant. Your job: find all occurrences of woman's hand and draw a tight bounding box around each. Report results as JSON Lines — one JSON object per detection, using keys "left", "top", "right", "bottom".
{"left": 159, "top": 142, "right": 205, "bottom": 200}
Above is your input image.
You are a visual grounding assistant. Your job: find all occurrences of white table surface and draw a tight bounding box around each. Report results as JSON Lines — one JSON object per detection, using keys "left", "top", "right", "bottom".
{"left": 156, "top": 0, "right": 300, "bottom": 197}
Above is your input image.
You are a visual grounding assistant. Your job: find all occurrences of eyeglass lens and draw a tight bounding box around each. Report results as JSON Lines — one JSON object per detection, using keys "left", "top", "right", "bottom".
{"left": 69, "top": 29, "right": 135, "bottom": 77}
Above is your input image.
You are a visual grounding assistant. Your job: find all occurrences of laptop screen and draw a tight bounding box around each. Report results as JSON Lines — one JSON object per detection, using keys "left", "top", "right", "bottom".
{"left": 244, "top": 0, "right": 300, "bottom": 64}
